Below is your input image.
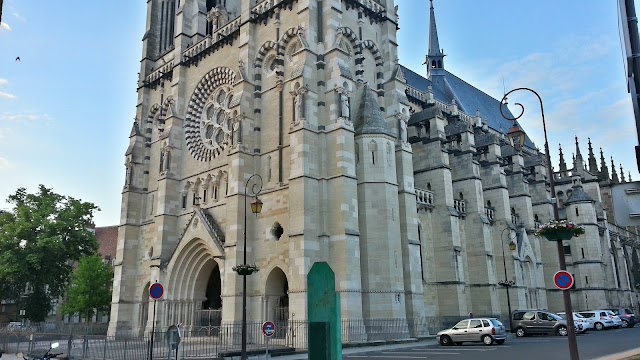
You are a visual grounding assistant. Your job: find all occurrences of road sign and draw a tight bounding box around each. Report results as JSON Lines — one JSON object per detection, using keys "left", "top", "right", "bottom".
{"left": 262, "top": 321, "right": 276, "bottom": 337}
{"left": 553, "top": 271, "right": 574, "bottom": 290}
{"left": 150, "top": 283, "right": 164, "bottom": 299}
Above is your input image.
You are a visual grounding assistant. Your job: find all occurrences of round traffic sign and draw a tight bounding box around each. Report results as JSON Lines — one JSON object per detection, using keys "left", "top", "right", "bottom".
{"left": 262, "top": 321, "right": 276, "bottom": 337}
{"left": 149, "top": 283, "right": 164, "bottom": 299}
{"left": 553, "top": 271, "right": 574, "bottom": 290}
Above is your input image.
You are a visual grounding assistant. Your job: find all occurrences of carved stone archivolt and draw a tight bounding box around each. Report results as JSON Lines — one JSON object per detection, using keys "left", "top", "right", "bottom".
{"left": 185, "top": 67, "right": 238, "bottom": 161}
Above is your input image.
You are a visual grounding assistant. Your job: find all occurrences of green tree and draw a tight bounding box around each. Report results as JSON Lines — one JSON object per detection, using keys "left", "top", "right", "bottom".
{"left": 0, "top": 185, "right": 99, "bottom": 322}
{"left": 62, "top": 255, "right": 113, "bottom": 321}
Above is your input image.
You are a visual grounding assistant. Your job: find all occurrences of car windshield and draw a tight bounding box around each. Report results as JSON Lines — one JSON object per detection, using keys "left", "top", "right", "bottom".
{"left": 574, "top": 313, "right": 585, "bottom": 318}
{"left": 549, "top": 313, "right": 562, "bottom": 321}
{"left": 490, "top": 319, "right": 503, "bottom": 327}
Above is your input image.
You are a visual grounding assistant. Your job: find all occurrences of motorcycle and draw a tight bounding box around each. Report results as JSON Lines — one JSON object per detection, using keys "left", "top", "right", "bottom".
{"left": 17, "top": 342, "right": 63, "bottom": 360}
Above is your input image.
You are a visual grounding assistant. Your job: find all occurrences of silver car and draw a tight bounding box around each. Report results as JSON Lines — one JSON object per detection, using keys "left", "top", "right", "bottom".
{"left": 437, "top": 318, "right": 507, "bottom": 346}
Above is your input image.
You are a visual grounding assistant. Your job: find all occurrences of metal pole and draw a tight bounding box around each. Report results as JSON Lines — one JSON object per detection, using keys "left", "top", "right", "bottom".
{"left": 501, "top": 228, "right": 513, "bottom": 326}
{"left": 501, "top": 88, "right": 579, "bottom": 360}
{"left": 241, "top": 174, "right": 263, "bottom": 360}
{"left": 150, "top": 300, "right": 157, "bottom": 360}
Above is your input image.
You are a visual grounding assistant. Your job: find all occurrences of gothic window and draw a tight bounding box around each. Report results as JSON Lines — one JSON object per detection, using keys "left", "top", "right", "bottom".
{"left": 206, "top": 0, "right": 226, "bottom": 11}
{"left": 158, "top": 0, "right": 176, "bottom": 55}
{"left": 575, "top": 207, "right": 579, "bottom": 217}
{"left": 181, "top": 193, "right": 187, "bottom": 209}
{"left": 418, "top": 225, "right": 425, "bottom": 282}
{"left": 369, "top": 140, "right": 377, "bottom": 165}
{"left": 431, "top": 60, "right": 436, "bottom": 68}
{"left": 203, "top": 189, "right": 208, "bottom": 203}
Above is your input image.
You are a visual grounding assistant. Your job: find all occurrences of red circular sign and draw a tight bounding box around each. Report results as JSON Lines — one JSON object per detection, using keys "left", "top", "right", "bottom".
{"left": 149, "top": 283, "right": 164, "bottom": 299}
{"left": 262, "top": 321, "right": 276, "bottom": 337}
{"left": 553, "top": 271, "right": 574, "bottom": 290}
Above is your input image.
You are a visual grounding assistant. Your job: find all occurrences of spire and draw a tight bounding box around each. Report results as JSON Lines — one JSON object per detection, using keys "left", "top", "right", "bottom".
{"left": 558, "top": 144, "right": 568, "bottom": 174}
{"left": 620, "top": 165, "right": 626, "bottom": 183}
{"left": 354, "top": 86, "right": 394, "bottom": 137}
{"left": 630, "top": 172, "right": 633, "bottom": 182}
{"left": 599, "top": 148, "right": 610, "bottom": 181}
{"left": 587, "top": 138, "right": 598, "bottom": 174}
{"left": 574, "top": 136, "right": 584, "bottom": 163}
{"left": 426, "top": 0, "right": 445, "bottom": 78}
{"left": 611, "top": 157, "right": 619, "bottom": 184}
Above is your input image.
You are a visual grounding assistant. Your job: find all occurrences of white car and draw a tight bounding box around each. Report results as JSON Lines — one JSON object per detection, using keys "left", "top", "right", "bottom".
{"left": 579, "top": 310, "right": 622, "bottom": 330}
{"left": 557, "top": 312, "right": 591, "bottom": 332}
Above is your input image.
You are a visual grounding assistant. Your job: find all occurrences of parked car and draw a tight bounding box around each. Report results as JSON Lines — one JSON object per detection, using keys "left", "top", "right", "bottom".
{"left": 6, "top": 322, "right": 24, "bottom": 331}
{"left": 556, "top": 312, "right": 589, "bottom": 333}
{"left": 511, "top": 310, "right": 569, "bottom": 337}
{"left": 437, "top": 318, "right": 506, "bottom": 346}
{"left": 578, "top": 310, "right": 622, "bottom": 330}
{"left": 607, "top": 308, "right": 636, "bottom": 328}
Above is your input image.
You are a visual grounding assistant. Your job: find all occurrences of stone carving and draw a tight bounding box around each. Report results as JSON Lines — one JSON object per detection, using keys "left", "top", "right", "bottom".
{"left": 290, "top": 86, "right": 307, "bottom": 125}
{"left": 335, "top": 86, "right": 351, "bottom": 119}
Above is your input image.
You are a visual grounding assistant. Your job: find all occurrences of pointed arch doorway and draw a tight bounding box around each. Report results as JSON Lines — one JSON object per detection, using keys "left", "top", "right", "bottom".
{"left": 199, "top": 264, "right": 222, "bottom": 328}
{"left": 265, "top": 267, "right": 289, "bottom": 338}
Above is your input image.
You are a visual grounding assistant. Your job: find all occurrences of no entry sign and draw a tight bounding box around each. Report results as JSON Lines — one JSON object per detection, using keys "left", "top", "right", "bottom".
{"left": 553, "top": 271, "right": 574, "bottom": 290}
{"left": 149, "top": 283, "right": 164, "bottom": 299}
{"left": 262, "top": 321, "right": 276, "bottom": 337}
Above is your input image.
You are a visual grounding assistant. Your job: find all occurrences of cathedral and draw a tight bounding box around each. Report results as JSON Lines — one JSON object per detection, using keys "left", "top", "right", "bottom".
{"left": 108, "top": 0, "right": 640, "bottom": 338}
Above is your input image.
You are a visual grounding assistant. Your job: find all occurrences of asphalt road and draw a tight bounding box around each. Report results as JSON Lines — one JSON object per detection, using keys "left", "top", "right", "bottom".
{"left": 344, "top": 327, "right": 640, "bottom": 360}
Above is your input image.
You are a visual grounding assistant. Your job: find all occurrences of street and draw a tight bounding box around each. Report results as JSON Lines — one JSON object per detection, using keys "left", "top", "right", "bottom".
{"left": 343, "top": 327, "right": 640, "bottom": 360}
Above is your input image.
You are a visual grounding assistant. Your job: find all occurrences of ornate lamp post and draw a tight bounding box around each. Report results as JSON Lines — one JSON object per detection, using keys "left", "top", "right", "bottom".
{"left": 500, "top": 88, "right": 580, "bottom": 360}
{"left": 499, "top": 227, "right": 517, "bottom": 326}
{"left": 239, "top": 174, "right": 263, "bottom": 360}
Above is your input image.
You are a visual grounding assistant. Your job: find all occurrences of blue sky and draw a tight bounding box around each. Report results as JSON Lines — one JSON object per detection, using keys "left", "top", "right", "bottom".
{"left": 0, "top": 1, "right": 638, "bottom": 226}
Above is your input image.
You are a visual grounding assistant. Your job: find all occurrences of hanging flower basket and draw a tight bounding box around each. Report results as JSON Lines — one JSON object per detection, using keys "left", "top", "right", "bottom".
{"left": 535, "top": 220, "right": 585, "bottom": 241}
{"left": 233, "top": 264, "right": 260, "bottom": 276}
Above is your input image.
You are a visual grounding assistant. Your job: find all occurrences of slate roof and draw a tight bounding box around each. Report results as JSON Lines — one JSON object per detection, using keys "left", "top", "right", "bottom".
{"left": 354, "top": 86, "right": 395, "bottom": 137}
{"left": 565, "top": 185, "right": 595, "bottom": 204}
{"left": 401, "top": 66, "right": 537, "bottom": 150}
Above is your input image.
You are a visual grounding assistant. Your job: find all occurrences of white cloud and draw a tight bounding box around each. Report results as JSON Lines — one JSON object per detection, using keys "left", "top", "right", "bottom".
{"left": 0, "top": 92, "right": 17, "bottom": 100}
{"left": 0, "top": 79, "right": 8, "bottom": 87}
{"left": 0, "top": 156, "right": 11, "bottom": 169}
{"left": 11, "top": 12, "right": 26, "bottom": 22}
{"left": 0, "top": 22, "right": 11, "bottom": 32}
{"left": 0, "top": 113, "right": 51, "bottom": 122}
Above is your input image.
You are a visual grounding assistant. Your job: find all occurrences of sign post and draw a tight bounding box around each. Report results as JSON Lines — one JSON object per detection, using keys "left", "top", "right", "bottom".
{"left": 262, "top": 321, "right": 275, "bottom": 359}
{"left": 148, "top": 282, "right": 164, "bottom": 360}
{"left": 553, "top": 271, "right": 574, "bottom": 291}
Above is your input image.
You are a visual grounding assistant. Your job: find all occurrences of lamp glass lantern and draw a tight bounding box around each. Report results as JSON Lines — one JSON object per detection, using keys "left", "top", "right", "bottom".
{"left": 250, "top": 197, "right": 263, "bottom": 214}
{"left": 508, "top": 241, "right": 517, "bottom": 251}
{"left": 507, "top": 123, "right": 526, "bottom": 149}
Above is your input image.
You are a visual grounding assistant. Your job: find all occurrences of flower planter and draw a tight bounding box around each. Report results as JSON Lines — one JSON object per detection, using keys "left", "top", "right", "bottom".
{"left": 543, "top": 229, "right": 575, "bottom": 242}
{"left": 235, "top": 268, "right": 257, "bottom": 276}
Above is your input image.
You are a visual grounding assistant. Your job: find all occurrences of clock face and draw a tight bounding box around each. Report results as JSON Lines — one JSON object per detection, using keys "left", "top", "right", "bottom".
{"left": 184, "top": 68, "right": 237, "bottom": 162}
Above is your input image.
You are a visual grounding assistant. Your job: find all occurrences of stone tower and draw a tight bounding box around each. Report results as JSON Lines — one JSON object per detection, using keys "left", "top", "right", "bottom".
{"left": 109, "top": 0, "right": 422, "bottom": 336}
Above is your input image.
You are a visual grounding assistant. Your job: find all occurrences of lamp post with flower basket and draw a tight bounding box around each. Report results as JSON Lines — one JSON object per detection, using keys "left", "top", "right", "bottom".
{"left": 501, "top": 87, "right": 581, "bottom": 360}
{"left": 499, "top": 227, "right": 517, "bottom": 326}
{"left": 236, "top": 174, "right": 263, "bottom": 360}
{"left": 535, "top": 220, "right": 586, "bottom": 242}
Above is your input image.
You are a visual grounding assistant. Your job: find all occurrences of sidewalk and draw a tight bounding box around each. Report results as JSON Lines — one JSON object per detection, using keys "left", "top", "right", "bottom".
{"left": 596, "top": 347, "right": 640, "bottom": 360}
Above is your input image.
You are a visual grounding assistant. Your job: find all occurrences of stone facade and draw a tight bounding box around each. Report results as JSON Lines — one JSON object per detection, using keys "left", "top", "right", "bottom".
{"left": 108, "top": 0, "right": 640, "bottom": 337}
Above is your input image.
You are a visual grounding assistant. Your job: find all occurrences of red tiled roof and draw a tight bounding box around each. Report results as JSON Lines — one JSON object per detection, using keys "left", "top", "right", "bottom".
{"left": 95, "top": 226, "right": 118, "bottom": 260}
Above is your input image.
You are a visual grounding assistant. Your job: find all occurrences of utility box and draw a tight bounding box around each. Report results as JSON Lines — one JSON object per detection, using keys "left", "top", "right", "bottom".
{"left": 611, "top": 181, "right": 640, "bottom": 226}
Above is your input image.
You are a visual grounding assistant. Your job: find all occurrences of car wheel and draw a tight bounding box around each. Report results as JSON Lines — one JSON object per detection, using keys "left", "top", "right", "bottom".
{"left": 482, "top": 335, "right": 493, "bottom": 346}
{"left": 557, "top": 325, "right": 568, "bottom": 336}
{"left": 439, "top": 335, "right": 452, "bottom": 346}
{"left": 454, "top": 342, "right": 462, "bottom": 346}
{"left": 496, "top": 339, "right": 505, "bottom": 345}
{"left": 516, "top": 327, "right": 526, "bottom": 337}
{"left": 595, "top": 322, "right": 604, "bottom": 331}
{"left": 621, "top": 320, "right": 629, "bottom": 328}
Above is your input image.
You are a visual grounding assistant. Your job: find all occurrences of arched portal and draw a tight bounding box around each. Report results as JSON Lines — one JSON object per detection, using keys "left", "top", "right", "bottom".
{"left": 166, "top": 238, "right": 222, "bottom": 330}
{"left": 199, "top": 263, "right": 222, "bottom": 328}
{"left": 265, "top": 267, "right": 289, "bottom": 329}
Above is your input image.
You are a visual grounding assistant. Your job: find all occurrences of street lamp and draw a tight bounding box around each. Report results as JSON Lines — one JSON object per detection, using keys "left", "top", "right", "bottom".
{"left": 499, "top": 227, "right": 517, "bottom": 325}
{"left": 241, "top": 174, "right": 263, "bottom": 360}
{"left": 500, "top": 87, "right": 580, "bottom": 360}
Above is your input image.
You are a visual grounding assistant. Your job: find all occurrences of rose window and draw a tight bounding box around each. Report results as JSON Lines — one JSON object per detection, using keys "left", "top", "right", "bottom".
{"left": 197, "top": 87, "right": 234, "bottom": 154}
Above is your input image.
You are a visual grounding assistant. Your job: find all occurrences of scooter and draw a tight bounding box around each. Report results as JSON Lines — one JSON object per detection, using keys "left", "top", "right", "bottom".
{"left": 17, "top": 342, "right": 63, "bottom": 360}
